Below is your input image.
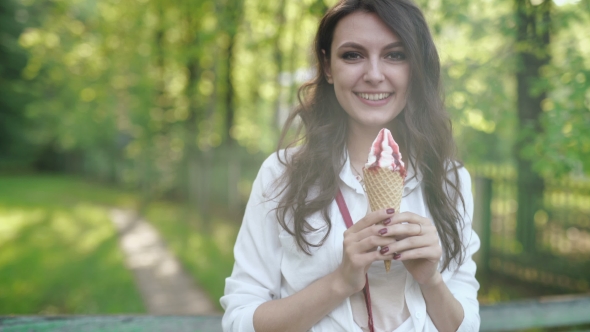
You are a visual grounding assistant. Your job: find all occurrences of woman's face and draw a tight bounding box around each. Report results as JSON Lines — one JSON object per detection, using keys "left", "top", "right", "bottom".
{"left": 325, "top": 11, "right": 410, "bottom": 132}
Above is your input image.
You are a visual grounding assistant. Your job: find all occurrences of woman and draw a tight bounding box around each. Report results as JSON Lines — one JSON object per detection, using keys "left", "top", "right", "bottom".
{"left": 221, "top": 0, "right": 480, "bottom": 331}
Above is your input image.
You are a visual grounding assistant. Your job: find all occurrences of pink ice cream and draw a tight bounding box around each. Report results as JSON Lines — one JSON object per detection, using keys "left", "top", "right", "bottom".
{"left": 365, "top": 128, "right": 406, "bottom": 178}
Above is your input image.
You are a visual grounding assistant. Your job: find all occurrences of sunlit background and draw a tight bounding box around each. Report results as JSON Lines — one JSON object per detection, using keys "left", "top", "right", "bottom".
{"left": 1, "top": 0, "right": 589, "bottom": 324}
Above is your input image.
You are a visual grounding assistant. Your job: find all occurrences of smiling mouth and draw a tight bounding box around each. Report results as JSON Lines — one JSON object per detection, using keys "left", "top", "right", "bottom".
{"left": 355, "top": 93, "right": 393, "bottom": 101}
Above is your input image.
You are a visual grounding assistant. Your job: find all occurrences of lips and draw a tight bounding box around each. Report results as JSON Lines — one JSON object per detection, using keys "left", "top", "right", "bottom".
{"left": 355, "top": 92, "right": 393, "bottom": 101}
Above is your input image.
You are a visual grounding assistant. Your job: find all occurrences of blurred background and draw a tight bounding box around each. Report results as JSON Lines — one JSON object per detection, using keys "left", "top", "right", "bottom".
{"left": 1, "top": 0, "right": 589, "bottom": 326}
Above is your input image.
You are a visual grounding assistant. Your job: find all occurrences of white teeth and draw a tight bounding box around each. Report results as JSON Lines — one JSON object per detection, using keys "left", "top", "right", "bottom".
{"left": 357, "top": 93, "right": 391, "bottom": 101}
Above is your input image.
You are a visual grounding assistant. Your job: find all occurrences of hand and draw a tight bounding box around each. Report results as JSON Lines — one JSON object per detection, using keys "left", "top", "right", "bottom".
{"left": 382, "top": 212, "right": 442, "bottom": 287}
{"left": 333, "top": 208, "right": 397, "bottom": 295}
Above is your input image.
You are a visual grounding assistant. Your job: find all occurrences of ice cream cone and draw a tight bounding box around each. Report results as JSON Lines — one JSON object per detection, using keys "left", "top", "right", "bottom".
{"left": 363, "top": 167, "right": 404, "bottom": 272}
{"left": 363, "top": 128, "right": 406, "bottom": 272}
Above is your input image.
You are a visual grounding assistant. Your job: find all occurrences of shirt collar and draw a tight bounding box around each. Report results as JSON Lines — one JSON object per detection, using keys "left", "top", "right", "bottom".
{"left": 340, "top": 150, "right": 365, "bottom": 194}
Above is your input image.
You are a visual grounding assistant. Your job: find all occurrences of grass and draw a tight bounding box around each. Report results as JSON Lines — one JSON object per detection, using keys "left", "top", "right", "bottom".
{"left": 0, "top": 175, "right": 144, "bottom": 314}
{"left": 477, "top": 271, "right": 575, "bottom": 305}
{"left": 145, "top": 202, "right": 237, "bottom": 311}
{"left": 0, "top": 174, "right": 236, "bottom": 314}
{"left": 1, "top": 173, "right": 583, "bottom": 319}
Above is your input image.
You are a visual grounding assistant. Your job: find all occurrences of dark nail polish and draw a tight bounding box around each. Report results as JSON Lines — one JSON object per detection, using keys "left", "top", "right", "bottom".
{"left": 378, "top": 228, "right": 388, "bottom": 235}
{"left": 383, "top": 218, "right": 391, "bottom": 225}
{"left": 386, "top": 208, "right": 395, "bottom": 214}
{"left": 393, "top": 253, "right": 401, "bottom": 260}
{"left": 380, "top": 246, "right": 389, "bottom": 254}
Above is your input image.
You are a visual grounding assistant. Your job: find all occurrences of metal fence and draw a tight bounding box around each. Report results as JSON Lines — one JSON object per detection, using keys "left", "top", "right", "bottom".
{"left": 469, "top": 164, "right": 590, "bottom": 292}
{"left": 2, "top": 295, "right": 590, "bottom": 332}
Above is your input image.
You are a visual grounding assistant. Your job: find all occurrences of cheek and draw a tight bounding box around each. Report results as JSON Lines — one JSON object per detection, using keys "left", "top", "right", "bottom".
{"left": 331, "top": 77, "right": 355, "bottom": 108}
{"left": 331, "top": 62, "right": 362, "bottom": 87}
{"left": 399, "top": 67, "right": 411, "bottom": 90}
{"left": 389, "top": 68, "right": 410, "bottom": 87}
{"left": 332, "top": 87, "right": 351, "bottom": 112}
{"left": 331, "top": 69, "right": 348, "bottom": 88}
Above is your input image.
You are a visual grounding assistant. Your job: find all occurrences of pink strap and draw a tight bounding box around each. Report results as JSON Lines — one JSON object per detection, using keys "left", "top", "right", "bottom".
{"left": 335, "top": 189, "right": 354, "bottom": 228}
{"left": 335, "top": 189, "right": 374, "bottom": 332}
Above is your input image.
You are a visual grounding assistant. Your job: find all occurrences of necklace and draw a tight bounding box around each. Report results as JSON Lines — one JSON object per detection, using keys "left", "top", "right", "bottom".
{"left": 350, "top": 163, "right": 366, "bottom": 192}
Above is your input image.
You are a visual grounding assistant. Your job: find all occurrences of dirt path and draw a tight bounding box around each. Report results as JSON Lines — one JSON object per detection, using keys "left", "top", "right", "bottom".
{"left": 109, "top": 208, "right": 220, "bottom": 315}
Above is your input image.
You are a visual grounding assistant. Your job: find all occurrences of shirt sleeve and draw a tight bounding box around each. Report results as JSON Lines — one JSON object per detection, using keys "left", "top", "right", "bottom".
{"left": 220, "top": 156, "right": 284, "bottom": 332}
{"left": 446, "top": 166, "right": 481, "bottom": 332}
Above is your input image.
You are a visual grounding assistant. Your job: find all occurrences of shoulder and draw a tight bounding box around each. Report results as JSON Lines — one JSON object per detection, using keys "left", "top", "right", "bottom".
{"left": 254, "top": 147, "right": 301, "bottom": 198}
{"left": 455, "top": 165, "right": 471, "bottom": 188}
{"left": 445, "top": 161, "right": 471, "bottom": 185}
{"left": 440, "top": 161, "right": 472, "bottom": 205}
{"left": 259, "top": 147, "right": 300, "bottom": 178}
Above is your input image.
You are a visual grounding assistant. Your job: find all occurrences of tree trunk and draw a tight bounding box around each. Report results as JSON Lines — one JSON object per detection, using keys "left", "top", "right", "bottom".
{"left": 185, "top": 59, "right": 204, "bottom": 217}
{"left": 272, "top": 0, "right": 287, "bottom": 135}
{"left": 225, "top": 35, "right": 241, "bottom": 216}
{"left": 182, "top": 1, "right": 210, "bottom": 223}
{"left": 514, "top": 0, "right": 550, "bottom": 253}
{"left": 220, "top": 0, "right": 244, "bottom": 217}
{"left": 139, "top": 1, "right": 168, "bottom": 214}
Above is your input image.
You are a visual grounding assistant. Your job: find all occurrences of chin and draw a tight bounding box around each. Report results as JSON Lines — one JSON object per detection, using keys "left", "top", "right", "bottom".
{"left": 362, "top": 114, "right": 399, "bottom": 128}
{"left": 353, "top": 120, "right": 393, "bottom": 131}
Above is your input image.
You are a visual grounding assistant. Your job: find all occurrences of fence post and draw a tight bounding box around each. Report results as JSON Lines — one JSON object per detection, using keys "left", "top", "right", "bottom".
{"left": 473, "top": 177, "right": 492, "bottom": 272}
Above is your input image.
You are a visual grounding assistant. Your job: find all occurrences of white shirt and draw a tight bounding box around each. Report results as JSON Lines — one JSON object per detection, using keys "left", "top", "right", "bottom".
{"left": 351, "top": 258, "right": 411, "bottom": 331}
{"left": 220, "top": 150, "right": 481, "bottom": 332}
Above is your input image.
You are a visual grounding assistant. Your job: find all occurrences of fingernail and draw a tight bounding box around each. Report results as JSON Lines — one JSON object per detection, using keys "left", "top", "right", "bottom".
{"left": 378, "top": 228, "right": 388, "bottom": 235}
{"left": 380, "top": 246, "right": 389, "bottom": 254}
{"left": 383, "top": 218, "right": 391, "bottom": 225}
{"left": 386, "top": 208, "right": 395, "bottom": 214}
{"left": 393, "top": 253, "right": 401, "bottom": 260}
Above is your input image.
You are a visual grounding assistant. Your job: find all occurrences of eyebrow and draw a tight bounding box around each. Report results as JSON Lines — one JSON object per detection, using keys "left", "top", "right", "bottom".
{"left": 337, "top": 41, "right": 404, "bottom": 51}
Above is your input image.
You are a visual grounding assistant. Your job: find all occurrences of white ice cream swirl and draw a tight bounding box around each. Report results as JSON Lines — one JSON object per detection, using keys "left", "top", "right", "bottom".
{"left": 365, "top": 128, "right": 405, "bottom": 176}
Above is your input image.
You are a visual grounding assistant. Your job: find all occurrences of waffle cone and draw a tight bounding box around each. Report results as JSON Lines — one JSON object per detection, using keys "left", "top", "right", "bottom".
{"left": 363, "top": 167, "right": 404, "bottom": 272}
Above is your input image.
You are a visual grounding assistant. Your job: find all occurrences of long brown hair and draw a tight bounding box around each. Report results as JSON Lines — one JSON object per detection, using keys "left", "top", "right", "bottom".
{"left": 275, "top": 0, "right": 466, "bottom": 271}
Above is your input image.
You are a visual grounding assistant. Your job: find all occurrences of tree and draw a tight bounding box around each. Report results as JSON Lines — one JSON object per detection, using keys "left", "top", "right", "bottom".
{"left": 217, "top": 0, "right": 245, "bottom": 215}
{"left": 9, "top": 0, "right": 590, "bottom": 224}
{"left": 0, "top": 0, "right": 31, "bottom": 168}
{"left": 514, "top": 0, "right": 551, "bottom": 253}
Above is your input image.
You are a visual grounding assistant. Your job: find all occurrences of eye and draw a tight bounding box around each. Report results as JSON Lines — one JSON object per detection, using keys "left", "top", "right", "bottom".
{"left": 341, "top": 52, "right": 362, "bottom": 60}
{"left": 386, "top": 52, "right": 406, "bottom": 61}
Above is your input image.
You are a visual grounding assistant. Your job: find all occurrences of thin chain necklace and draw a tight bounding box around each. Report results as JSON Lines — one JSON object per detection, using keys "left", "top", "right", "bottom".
{"left": 350, "top": 163, "right": 366, "bottom": 192}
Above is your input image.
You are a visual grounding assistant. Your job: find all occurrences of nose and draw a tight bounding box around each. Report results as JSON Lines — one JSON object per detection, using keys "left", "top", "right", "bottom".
{"left": 363, "top": 58, "right": 384, "bottom": 85}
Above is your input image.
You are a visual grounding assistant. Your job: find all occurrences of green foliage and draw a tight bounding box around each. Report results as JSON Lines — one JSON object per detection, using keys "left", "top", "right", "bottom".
{"left": 0, "top": 0, "right": 32, "bottom": 168}
{"left": 4, "top": 0, "right": 588, "bottom": 188}
{"left": 529, "top": 3, "right": 590, "bottom": 177}
{"left": 425, "top": 0, "right": 517, "bottom": 165}
{"left": 0, "top": 175, "right": 143, "bottom": 314}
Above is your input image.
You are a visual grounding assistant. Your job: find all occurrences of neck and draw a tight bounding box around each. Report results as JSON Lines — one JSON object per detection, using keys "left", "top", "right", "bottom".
{"left": 346, "top": 122, "right": 382, "bottom": 171}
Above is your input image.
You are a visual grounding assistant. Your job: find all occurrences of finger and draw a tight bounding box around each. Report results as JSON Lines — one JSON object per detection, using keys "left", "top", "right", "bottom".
{"left": 370, "top": 247, "right": 396, "bottom": 261}
{"left": 393, "top": 245, "right": 442, "bottom": 261}
{"left": 348, "top": 243, "right": 398, "bottom": 268}
{"left": 350, "top": 246, "right": 395, "bottom": 265}
{"left": 345, "top": 248, "right": 392, "bottom": 270}
{"left": 388, "top": 234, "right": 434, "bottom": 254}
{"left": 388, "top": 212, "right": 428, "bottom": 226}
{"left": 346, "top": 208, "right": 396, "bottom": 233}
{"left": 354, "top": 235, "right": 397, "bottom": 253}
{"left": 387, "top": 223, "right": 433, "bottom": 240}
{"left": 348, "top": 219, "right": 396, "bottom": 243}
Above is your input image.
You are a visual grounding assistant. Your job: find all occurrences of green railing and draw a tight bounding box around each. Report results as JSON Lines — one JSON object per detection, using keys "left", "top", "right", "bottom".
{"left": 470, "top": 163, "right": 590, "bottom": 293}
{"left": 479, "top": 294, "right": 590, "bottom": 331}
{"left": 2, "top": 295, "right": 590, "bottom": 331}
{"left": 0, "top": 315, "right": 223, "bottom": 332}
